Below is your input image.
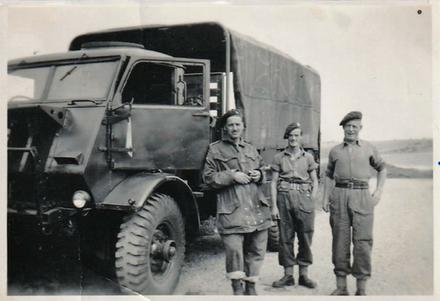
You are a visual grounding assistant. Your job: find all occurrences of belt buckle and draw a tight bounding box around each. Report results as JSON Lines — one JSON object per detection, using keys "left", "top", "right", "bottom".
{"left": 347, "top": 181, "right": 354, "bottom": 189}
{"left": 290, "top": 183, "right": 299, "bottom": 190}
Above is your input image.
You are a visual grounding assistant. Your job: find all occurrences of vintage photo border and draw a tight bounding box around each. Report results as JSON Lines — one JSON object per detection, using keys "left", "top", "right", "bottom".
{"left": 0, "top": 0, "right": 438, "bottom": 300}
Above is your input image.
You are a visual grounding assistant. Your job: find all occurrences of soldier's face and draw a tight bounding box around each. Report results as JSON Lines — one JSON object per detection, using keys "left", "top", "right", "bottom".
{"left": 225, "top": 116, "right": 244, "bottom": 140}
{"left": 287, "top": 128, "right": 302, "bottom": 148}
{"left": 343, "top": 119, "right": 362, "bottom": 141}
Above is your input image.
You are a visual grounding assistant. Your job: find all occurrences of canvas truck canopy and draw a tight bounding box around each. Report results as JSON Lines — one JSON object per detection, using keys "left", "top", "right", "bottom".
{"left": 229, "top": 33, "right": 320, "bottom": 150}
{"left": 70, "top": 22, "right": 320, "bottom": 150}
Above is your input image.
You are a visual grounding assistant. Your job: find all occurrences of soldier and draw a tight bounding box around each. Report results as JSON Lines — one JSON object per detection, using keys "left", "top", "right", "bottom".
{"left": 271, "top": 122, "right": 319, "bottom": 289}
{"left": 322, "top": 111, "right": 387, "bottom": 296}
{"left": 203, "top": 109, "right": 272, "bottom": 295}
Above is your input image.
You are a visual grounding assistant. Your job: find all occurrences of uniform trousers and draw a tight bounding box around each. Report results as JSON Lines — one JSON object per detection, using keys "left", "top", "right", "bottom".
{"left": 329, "top": 187, "right": 374, "bottom": 280}
{"left": 220, "top": 229, "right": 268, "bottom": 283}
{"left": 277, "top": 190, "right": 315, "bottom": 267}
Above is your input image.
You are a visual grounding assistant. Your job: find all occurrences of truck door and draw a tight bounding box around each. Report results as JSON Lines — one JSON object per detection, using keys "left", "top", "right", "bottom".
{"left": 110, "top": 59, "right": 210, "bottom": 170}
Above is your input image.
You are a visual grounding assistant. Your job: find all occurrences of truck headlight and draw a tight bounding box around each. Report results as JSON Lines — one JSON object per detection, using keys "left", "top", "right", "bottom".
{"left": 72, "top": 190, "right": 91, "bottom": 208}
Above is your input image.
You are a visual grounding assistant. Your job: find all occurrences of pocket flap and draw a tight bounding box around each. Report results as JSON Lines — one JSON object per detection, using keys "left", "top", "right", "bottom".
{"left": 213, "top": 152, "right": 237, "bottom": 162}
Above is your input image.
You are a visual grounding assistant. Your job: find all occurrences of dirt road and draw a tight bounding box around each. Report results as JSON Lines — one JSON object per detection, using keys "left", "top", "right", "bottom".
{"left": 175, "top": 178, "right": 433, "bottom": 295}
{"left": 8, "top": 178, "right": 433, "bottom": 296}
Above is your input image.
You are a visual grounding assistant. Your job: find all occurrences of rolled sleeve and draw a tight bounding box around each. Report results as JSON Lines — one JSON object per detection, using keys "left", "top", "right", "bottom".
{"left": 307, "top": 153, "right": 319, "bottom": 172}
{"left": 271, "top": 155, "right": 281, "bottom": 172}
{"left": 369, "top": 145, "right": 386, "bottom": 172}
{"left": 325, "top": 150, "right": 335, "bottom": 179}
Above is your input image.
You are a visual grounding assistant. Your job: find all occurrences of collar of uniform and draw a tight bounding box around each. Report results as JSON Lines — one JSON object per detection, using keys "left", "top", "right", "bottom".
{"left": 283, "top": 147, "right": 305, "bottom": 157}
{"left": 343, "top": 139, "right": 362, "bottom": 147}
{"left": 222, "top": 136, "right": 245, "bottom": 147}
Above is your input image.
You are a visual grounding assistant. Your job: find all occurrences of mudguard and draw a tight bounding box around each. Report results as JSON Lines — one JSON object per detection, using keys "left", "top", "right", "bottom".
{"left": 98, "top": 172, "right": 200, "bottom": 232}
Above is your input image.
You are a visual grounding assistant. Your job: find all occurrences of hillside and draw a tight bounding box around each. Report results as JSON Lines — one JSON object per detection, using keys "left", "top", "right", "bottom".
{"left": 320, "top": 138, "right": 433, "bottom": 179}
{"left": 320, "top": 138, "right": 432, "bottom": 157}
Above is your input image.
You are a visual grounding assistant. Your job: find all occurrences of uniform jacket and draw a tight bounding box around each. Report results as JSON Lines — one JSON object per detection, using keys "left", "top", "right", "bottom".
{"left": 203, "top": 137, "right": 272, "bottom": 234}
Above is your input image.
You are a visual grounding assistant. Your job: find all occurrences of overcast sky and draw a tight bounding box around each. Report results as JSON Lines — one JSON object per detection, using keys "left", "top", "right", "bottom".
{"left": 4, "top": 2, "right": 433, "bottom": 142}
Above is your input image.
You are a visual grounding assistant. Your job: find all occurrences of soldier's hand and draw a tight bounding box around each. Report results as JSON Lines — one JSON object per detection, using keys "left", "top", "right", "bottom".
{"left": 248, "top": 170, "right": 261, "bottom": 182}
{"left": 271, "top": 206, "right": 280, "bottom": 220}
{"left": 233, "top": 171, "right": 251, "bottom": 184}
{"left": 371, "top": 189, "right": 382, "bottom": 206}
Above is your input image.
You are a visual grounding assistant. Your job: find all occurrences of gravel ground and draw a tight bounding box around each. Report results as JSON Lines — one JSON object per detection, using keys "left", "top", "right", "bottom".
{"left": 8, "top": 178, "right": 433, "bottom": 296}
{"left": 176, "top": 178, "right": 433, "bottom": 295}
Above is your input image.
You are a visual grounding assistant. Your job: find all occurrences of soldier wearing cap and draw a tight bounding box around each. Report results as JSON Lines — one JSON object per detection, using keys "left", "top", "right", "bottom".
{"left": 322, "top": 111, "right": 387, "bottom": 295}
{"left": 271, "top": 122, "right": 319, "bottom": 289}
{"left": 203, "top": 109, "right": 272, "bottom": 295}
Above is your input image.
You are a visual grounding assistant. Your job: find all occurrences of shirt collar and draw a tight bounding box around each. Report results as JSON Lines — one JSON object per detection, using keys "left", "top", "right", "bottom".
{"left": 283, "top": 147, "right": 305, "bottom": 157}
{"left": 343, "top": 139, "right": 362, "bottom": 147}
{"left": 222, "top": 136, "right": 245, "bottom": 147}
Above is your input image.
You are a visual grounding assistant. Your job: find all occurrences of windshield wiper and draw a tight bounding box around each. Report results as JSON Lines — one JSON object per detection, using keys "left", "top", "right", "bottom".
{"left": 59, "top": 66, "right": 77, "bottom": 81}
{"left": 58, "top": 53, "right": 89, "bottom": 81}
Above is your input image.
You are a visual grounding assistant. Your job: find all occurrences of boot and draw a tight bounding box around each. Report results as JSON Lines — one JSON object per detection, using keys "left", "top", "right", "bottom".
{"left": 298, "top": 266, "right": 317, "bottom": 288}
{"left": 272, "top": 275, "right": 295, "bottom": 288}
{"left": 231, "top": 279, "right": 244, "bottom": 295}
{"left": 244, "top": 281, "right": 257, "bottom": 295}
{"left": 355, "top": 279, "right": 367, "bottom": 296}
{"left": 330, "top": 276, "right": 349, "bottom": 295}
{"left": 272, "top": 266, "right": 295, "bottom": 288}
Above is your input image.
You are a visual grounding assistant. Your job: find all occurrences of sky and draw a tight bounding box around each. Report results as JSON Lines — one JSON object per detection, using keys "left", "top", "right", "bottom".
{"left": 2, "top": 2, "right": 434, "bottom": 142}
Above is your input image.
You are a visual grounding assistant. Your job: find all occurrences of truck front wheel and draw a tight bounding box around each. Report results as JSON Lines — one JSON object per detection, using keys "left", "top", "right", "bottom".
{"left": 115, "top": 193, "right": 185, "bottom": 295}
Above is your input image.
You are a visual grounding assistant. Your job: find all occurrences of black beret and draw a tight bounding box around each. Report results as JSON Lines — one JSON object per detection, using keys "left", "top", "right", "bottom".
{"left": 283, "top": 122, "right": 301, "bottom": 139}
{"left": 339, "top": 111, "right": 362, "bottom": 126}
{"left": 218, "top": 109, "right": 242, "bottom": 128}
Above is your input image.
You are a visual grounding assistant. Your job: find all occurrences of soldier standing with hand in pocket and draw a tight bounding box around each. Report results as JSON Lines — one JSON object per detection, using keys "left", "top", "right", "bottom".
{"left": 271, "top": 122, "right": 319, "bottom": 289}
{"left": 322, "top": 111, "right": 387, "bottom": 296}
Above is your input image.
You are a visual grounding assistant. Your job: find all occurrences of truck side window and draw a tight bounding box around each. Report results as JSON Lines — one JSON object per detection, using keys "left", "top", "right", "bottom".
{"left": 183, "top": 72, "right": 204, "bottom": 107}
{"left": 122, "top": 62, "right": 174, "bottom": 105}
{"left": 123, "top": 61, "right": 205, "bottom": 107}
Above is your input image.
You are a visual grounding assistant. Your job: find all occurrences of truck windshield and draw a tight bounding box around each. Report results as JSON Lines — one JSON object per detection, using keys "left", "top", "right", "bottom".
{"left": 8, "top": 60, "right": 119, "bottom": 102}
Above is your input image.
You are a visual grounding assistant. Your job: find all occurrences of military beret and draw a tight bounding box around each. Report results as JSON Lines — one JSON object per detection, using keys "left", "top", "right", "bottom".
{"left": 339, "top": 111, "right": 362, "bottom": 126}
{"left": 283, "top": 122, "right": 301, "bottom": 139}
{"left": 218, "top": 109, "right": 242, "bottom": 128}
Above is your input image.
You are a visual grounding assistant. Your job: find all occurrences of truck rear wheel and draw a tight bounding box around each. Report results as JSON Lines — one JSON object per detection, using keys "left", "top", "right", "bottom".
{"left": 115, "top": 193, "right": 185, "bottom": 295}
{"left": 267, "top": 224, "right": 280, "bottom": 252}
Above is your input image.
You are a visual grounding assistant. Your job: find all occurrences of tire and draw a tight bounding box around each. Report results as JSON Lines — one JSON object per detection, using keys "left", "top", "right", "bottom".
{"left": 267, "top": 223, "right": 280, "bottom": 252}
{"left": 115, "top": 193, "right": 185, "bottom": 295}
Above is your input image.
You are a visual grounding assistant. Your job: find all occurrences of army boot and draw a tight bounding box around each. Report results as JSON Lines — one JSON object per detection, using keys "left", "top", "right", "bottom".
{"left": 298, "top": 266, "right": 317, "bottom": 289}
{"left": 244, "top": 281, "right": 257, "bottom": 295}
{"left": 272, "top": 266, "right": 295, "bottom": 288}
{"left": 330, "top": 276, "right": 349, "bottom": 295}
{"left": 231, "top": 279, "right": 244, "bottom": 295}
{"left": 355, "top": 279, "right": 367, "bottom": 296}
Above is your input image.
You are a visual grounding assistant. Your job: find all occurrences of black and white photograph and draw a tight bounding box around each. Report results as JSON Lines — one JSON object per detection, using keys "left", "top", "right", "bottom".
{"left": 1, "top": 0, "right": 437, "bottom": 298}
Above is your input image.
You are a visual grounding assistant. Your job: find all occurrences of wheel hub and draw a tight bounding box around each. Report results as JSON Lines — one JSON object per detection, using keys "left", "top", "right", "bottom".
{"left": 151, "top": 225, "right": 177, "bottom": 263}
{"left": 162, "top": 240, "right": 176, "bottom": 261}
{"left": 150, "top": 239, "right": 176, "bottom": 261}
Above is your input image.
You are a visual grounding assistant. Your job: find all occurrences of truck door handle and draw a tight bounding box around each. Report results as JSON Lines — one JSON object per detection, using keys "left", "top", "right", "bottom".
{"left": 192, "top": 111, "right": 210, "bottom": 117}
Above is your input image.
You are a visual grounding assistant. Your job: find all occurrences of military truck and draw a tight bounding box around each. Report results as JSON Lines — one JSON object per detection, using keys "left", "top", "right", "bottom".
{"left": 7, "top": 22, "right": 320, "bottom": 295}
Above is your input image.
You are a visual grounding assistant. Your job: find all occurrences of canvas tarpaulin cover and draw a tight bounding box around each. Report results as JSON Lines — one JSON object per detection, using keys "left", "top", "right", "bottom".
{"left": 230, "top": 32, "right": 320, "bottom": 150}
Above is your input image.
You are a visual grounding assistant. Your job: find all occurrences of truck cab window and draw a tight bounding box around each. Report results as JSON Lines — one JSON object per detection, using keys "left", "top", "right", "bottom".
{"left": 123, "top": 62, "right": 174, "bottom": 105}
{"left": 123, "top": 61, "right": 205, "bottom": 107}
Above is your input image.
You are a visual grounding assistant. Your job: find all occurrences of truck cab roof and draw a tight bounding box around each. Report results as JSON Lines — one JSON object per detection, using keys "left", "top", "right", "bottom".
{"left": 8, "top": 46, "right": 171, "bottom": 67}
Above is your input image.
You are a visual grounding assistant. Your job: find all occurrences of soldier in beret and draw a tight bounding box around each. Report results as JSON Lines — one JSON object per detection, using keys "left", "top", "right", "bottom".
{"left": 203, "top": 109, "right": 272, "bottom": 295}
{"left": 322, "top": 111, "right": 387, "bottom": 295}
{"left": 271, "top": 122, "right": 319, "bottom": 289}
